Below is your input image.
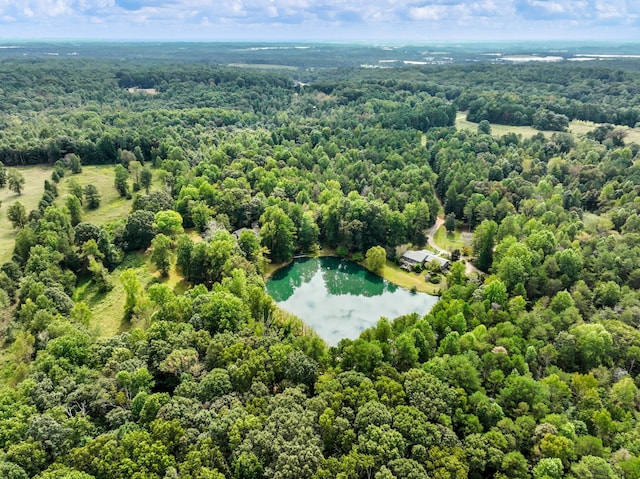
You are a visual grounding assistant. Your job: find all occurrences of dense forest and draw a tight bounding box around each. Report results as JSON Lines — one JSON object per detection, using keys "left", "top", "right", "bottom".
{"left": 0, "top": 46, "right": 640, "bottom": 479}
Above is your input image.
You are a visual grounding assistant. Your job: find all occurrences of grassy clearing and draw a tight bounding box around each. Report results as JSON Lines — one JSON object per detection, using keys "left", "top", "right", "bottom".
{"left": 57, "top": 165, "right": 162, "bottom": 226}
{"left": 127, "top": 87, "right": 159, "bottom": 95}
{"left": 456, "top": 112, "right": 550, "bottom": 139}
{"left": 456, "top": 112, "right": 640, "bottom": 145}
{"left": 74, "top": 251, "right": 185, "bottom": 339}
{"left": 357, "top": 257, "right": 441, "bottom": 295}
{"left": 0, "top": 166, "right": 53, "bottom": 263}
{"left": 74, "top": 253, "right": 150, "bottom": 339}
{"left": 58, "top": 155, "right": 198, "bottom": 339}
{"left": 186, "top": 228, "right": 204, "bottom": 243}
{"left": 0, "top": 165, "right": 162, "bottom": 263}
{"left": 0, "top": 164, "right": 172, "bottom": 338}
{"left": 570, "top": 119, "right": 640, "bottom": 144}
{"left": 433, "top": 225, "right": 466, "bottom": 252}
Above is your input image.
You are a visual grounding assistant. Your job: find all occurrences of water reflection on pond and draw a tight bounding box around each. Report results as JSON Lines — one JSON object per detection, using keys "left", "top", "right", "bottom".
{"left": 266, "top": 257, "right": 439, "bottom": 346}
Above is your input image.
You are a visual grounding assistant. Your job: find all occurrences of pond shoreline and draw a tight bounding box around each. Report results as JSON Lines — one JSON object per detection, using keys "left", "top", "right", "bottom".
{"left": 266, "top": 257, "right": 440, "bottom": 346}
{"left": 264, "top": 248, "right": 442, "bottom": 296}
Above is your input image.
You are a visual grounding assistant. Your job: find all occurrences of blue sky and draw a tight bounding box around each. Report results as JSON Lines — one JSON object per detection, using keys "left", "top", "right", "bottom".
{"left": 0, "top": 0, "right": 639, "bottom": 42}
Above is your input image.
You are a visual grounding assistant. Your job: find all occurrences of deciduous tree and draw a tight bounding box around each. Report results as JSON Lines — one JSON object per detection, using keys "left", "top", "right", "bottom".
{"left": 65, "top": 195, "right": 82, "bottom": 226}
{"left": 445, "top": 212, "right": 456, "bottom": 233}
{"left": 260, "top": 205, "right": 296, "bottom": 263}
{"left": 114, "top": 164, "right": 130, "bottom": 197}
{"left": 365, "top": 245, "right": 386, "bottom": 273}
{"left": 0, "top": 162, "right": 7, "bottom": 187}
{"left": 120, "top": 269, "right": 142, "bottom": 321}
{"left": 83, "top": 184, "right": 101, "bottom": 209}
{"left": 151, "top": 233, "right": 172, "bottom": 277}
{"left": 473, "top": 220, "right": 498, "bottom": 272}
{"left": 7, "top": 170, "right": 25, "bottom": 195}
{"left": 69, "top": 153, "right": 82, "bottom": 174}
{"left": 7, "top": 202, "right": 27, "bottom": 229}
{"left": 140, "top": 168, "right": 153, "bottom": 194}
{"left": 120, "top": 210, "right": 156, "bottom": 251}
{"left": 154, "top": 210, "right": 184, "bottom": 238}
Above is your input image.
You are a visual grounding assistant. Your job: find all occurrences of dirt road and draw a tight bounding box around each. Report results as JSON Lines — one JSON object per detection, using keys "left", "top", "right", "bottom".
{"left": 426, "top": 217, "right": 479, "bottom": 276}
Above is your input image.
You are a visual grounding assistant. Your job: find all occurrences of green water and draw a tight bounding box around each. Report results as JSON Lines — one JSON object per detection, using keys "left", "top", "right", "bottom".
{"left": 266, "top": 257, "right": 439, "bottom": 346}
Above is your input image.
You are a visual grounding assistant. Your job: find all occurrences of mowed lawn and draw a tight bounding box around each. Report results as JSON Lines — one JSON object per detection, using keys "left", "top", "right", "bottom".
{"left": 433, "top": 225, "right": 467, "bottom": 252}
{"left": 379, "top": 260, "right": 441, "bottom": 295}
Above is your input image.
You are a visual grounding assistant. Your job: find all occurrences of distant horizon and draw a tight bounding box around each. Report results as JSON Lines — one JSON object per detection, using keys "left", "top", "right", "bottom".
{"left": 1, "top": 39, "right": 640, "bottom": 46}
{"left": 0, "top": 0, "right": 639, "bottom": 45}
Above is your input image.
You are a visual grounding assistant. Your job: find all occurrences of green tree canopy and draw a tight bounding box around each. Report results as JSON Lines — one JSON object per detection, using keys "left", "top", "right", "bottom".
{"left": 366, "top": 246, "right": 386, "bottom": 273}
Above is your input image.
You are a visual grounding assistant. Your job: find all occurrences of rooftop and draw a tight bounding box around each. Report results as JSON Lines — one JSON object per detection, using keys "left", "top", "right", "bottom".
{"left": 401, "top": 249, "right": 449, "bottom": 267}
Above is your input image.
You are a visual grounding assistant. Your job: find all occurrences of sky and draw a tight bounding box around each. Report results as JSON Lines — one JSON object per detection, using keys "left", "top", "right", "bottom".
{"left": 0, "top": 0, "right": 639, "bottom": 42}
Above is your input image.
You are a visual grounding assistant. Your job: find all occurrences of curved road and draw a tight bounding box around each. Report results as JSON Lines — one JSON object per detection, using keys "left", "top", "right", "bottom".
{"left": 426, "top": 217, "right": 446, "bottom": 254}
{"left": 426, "top": 217, "right": 480, "bottom": 276}
{"left": 419, "top": 145, "right": 479, "bottom": 276}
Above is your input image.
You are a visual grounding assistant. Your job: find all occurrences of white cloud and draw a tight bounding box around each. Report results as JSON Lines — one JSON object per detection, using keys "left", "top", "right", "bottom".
{"left": 410, "top": 5, "right": 448, "bottom": 21}
{"left": 596, "top": 4, "right": 622, "bottom": 20}
{"left": 0, "top": 0, "right": 637, "bottom": 40}
{"left": 594, "top": 0, "right": 636, "bottom": 22}
{"left": 78, "top": 0, "right": 115, "bottom": 11}
{"left": 530, "top": 0, "right": 565, "bottom": 13}
{"left": 25, "top": 0, "right": 74, "bottom": 17}
{"left": 408, "top": 1, "right": 503, "bottom": 24}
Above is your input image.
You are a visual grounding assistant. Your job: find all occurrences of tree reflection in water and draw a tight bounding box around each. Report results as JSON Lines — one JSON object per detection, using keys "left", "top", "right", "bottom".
{"left": 266, "top": 257, "right": 438, "bottom": 345}
{"left": 321, "top": 257, "right": 392, "bottom": 297}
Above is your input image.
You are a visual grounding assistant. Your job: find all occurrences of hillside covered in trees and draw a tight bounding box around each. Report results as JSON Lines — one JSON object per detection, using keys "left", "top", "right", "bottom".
{"left": 0, "top": 45, "right": 640, "bottom": 479}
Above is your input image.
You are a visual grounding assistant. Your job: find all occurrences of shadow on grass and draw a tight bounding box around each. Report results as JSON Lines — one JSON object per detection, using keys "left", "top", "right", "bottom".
{"left": 119, "top": 252, "right": 147, "bottom": 269}
{"left": 74, "top": 274, "right": 128, "bottom": 338}
{"left": 171, "top": 278, "right": 191, "bottom": 295}
{"left": 74, "top": 277, "right": 108, "bottom": 308}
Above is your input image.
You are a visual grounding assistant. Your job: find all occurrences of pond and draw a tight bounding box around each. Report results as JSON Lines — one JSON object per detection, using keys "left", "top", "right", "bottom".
{"left": 266, "top": 257, "right": 439, "bottom": 346}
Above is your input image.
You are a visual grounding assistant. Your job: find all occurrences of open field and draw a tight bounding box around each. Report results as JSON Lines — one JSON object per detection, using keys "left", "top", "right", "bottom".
{"left": 0, "top": 166, "right": 53, "bottom": 263}
{"left": 455, "top": 112, "right": 549, "bottom": 139}
{"left": 127, "top": 87, "right": 159, "bottom": 95}
{"left": 0, "top": 165, "right": 162, "bottom": 264}
{"left": 57, "top": 165, "right": 136, "bottom": 226}
{"left": 456, "top": 111, "right": 640, "bottom": 144}
{"left": 227, "top": 63, "right": 299, "bottom": 70}
{"left": 1, "top": 164, "right": 175, "bottom": 339}
{"left": 73, "top": 253, "right": 151, "bottom": 338}
{"left": 569, "top": 119, "right": 640, "bottom": 144}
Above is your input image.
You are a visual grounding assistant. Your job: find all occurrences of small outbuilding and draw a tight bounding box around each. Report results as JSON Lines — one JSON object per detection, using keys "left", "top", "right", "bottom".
{"left": 400, "top": 249, "right": 450, "bottom": 271}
